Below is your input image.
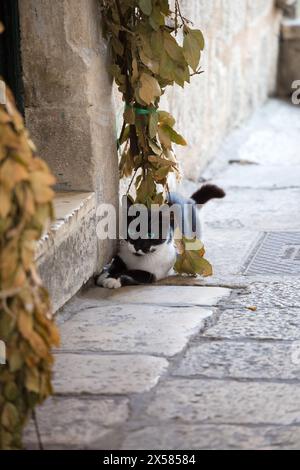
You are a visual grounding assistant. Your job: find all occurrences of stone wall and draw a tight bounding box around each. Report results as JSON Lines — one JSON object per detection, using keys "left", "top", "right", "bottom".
{"left": 20, "top": 1, "right": 282, "bottom": 191}
{"left": 18, "top": 1, "right": 283, "bottom": 276}
{"left": 19, "top": 0, "right": 119, "bottom": 268}
{"left": 160, "top": 0, "right": 282, "bottom": 181}
{"left": 277, "top": 18, "right": 300, "bottom": 97}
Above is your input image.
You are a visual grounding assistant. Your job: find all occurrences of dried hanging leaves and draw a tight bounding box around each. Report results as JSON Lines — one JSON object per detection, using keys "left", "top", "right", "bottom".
{"left": 174, "top": 235, "right": 212, "bottom": 277}
{"left": 0, "top": 81, "right": 59, "bottom": 449}
{"left": 101, "top": 0, "right": 211, "bottom": 276}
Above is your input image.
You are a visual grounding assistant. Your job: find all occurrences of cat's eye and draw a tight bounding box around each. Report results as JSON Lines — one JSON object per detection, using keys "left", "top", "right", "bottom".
{"left": 148, "top": 232, "right": 156, "bottom": 239}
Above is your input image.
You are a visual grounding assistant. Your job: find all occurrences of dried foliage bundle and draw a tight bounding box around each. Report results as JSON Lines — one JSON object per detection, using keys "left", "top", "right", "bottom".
{"left": 0, "top": 82, "right": 59, "bottom": 449}
{"left": 101, "top": 0, "right": 212, "bottom": 275}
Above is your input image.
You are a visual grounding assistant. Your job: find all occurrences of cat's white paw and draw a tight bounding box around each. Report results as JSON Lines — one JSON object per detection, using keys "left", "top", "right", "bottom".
{"left": 102, "top": 277, "right": 122, "bottom": 289}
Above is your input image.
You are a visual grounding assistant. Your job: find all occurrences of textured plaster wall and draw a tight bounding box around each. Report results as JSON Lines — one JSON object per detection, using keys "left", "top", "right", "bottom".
{"left": 161, "top": 0, "right": 282, "bottom": 180}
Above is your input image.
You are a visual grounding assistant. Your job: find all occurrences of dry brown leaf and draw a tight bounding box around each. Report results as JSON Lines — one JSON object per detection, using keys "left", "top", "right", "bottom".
{"left": 0, "top": 185, "right": 11, "bottom": 218}
{"left": 138, "top": 72, "right": 161, "bottom": 105}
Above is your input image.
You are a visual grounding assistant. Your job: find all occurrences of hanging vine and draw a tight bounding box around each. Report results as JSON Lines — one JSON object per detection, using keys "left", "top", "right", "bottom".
{"left": 0, "top": 78, "right": 59, "bottom": 448}
{"left": 101, "top": 0, "right": 212, "bottom": 276}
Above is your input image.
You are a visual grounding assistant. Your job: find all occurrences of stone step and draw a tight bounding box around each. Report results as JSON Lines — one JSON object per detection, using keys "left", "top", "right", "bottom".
{"left": 36, "top": 191, "right": 97, "bottom": 312}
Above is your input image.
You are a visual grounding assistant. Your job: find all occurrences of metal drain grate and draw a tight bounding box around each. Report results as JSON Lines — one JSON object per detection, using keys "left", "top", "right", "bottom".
{"left": 243, "top": 232, "right": 300, "bottom": 275}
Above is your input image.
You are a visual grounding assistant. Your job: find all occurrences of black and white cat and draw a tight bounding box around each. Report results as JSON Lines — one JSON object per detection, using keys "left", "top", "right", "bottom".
{"left": 96, "top": 184, "right": 225, "bottom": 289}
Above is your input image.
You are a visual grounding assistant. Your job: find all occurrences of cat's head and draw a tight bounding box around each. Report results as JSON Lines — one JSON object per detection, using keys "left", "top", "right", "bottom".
{"left": 123, "top": 197, "right": 172, "bottom": 256}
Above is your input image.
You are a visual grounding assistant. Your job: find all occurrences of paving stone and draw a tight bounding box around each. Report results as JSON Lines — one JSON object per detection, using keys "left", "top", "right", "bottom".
{"left": 59, "top": 305, "right": 213, "bottom": 356}
{"left": 227, "top": 280, "right": 300, "bottom": 308}
{"left": 146, "top": 379, "right": 300, "bottom": 425}
{"left": 60, "top": 286, "right": 231, "bottom": 321}
{"left": 25, "top": 397, "right": 128, "bottom": 450}
{"left": 121, "top": 424, "right": 300, "bottom": 450}
{"left": 204, "top": 308, "right": 300, "bottom": 340}
{"left": 233, "top": 104, "right": 300, "bottom": 168}
{"left": 203, "top": 189, "right": 300, "bottom": 233}
{"left": 202, "top": 229, "right": 258, "bottom": 277}
{"left": 202, "top": 228, "right": 300, "bottom": 282}
{"left": 173, "top": 340, "right": 300, "bottom": 380}
{"left": 76, "top": 285, "right": 231, "bottom": 307}
{"left": 23, "top": 420, "right": 40, "bottom": 450}
{"left": 53, "top": 354, "right": 169, "bottom": 394}
{"left": 214, "top": 165, "right": 300, "bottom": 190}
{"left": 202, "top": 188, "right": 300, "bottom": 232}
{"left": 202, "top": 100, "right": 300, "bottom": 180}
{"left": 43, "top": 99, "right": 300, "bottom": 450}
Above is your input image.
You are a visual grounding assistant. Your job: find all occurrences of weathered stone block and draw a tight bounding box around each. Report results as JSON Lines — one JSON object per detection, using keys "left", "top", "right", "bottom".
{"left": 227, "top": 280, "right": 300, "bottom": 309}
{"left": 53, "top": 354, "right": 169, "bottom": 394}
{"left": 146, "top": 379, "right": 300, "bottom": 425}
{"left": 24, "top": 397, "right": 129, "bottom": 449}
{"left": 81, "top": 285, "right": 231, "bottom": 307}
{"left": 121, "top": 424, "right": 300, "bottom": 450}
{"left": 36, "top": 192, "right": 98, "bottom": 312}
{"left": 19, "top": 0, "right": 119, "bottom": 199}
{"left": 59, "top": 304, "right": 213, "bottom": 356}
{"left": 204, "top": 307, "right": 300, "bottom": 340}
{"left": 174, "top": 340, "right": 300, "bottom": 380}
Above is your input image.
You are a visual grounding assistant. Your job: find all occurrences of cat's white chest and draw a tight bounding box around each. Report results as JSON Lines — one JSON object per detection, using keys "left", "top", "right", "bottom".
{"left": 119, "top": 240, "right": 176, "bottom": 280}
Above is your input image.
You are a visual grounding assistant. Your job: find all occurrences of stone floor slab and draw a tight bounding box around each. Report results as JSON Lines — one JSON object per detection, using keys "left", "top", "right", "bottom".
{"left": 25, "top": 397, "right": 128, "bottom": 450}
{"left": 59, "top": 305, "right": 213, "bottom": 356}
{"left": 40, "top": 99, "right": 300, "bottom": 450}
{"left": 213, "top": 165, "right": 300, "bottom": 190}
{"left": 53, "top": 354, "right": 169, "bottom": 395}
{"left": 204, "top": 308, "right": 300, "bottom": 340}
{"left": 121, "top": 424, "right": 300, "bottom": 450}
{"left": 202, "top": 188, "right": 300, "bottom": 232}
{"left": 227, "top": 280, "right": 300, "bottom": 308}
{"left": 202, "top": 229, "right": 258, "bottom": 277}
{"left": 202, "top": 100, "right": 300, "bottom": 180}
{"left": 78, "top": 285, "right": 231, "bottom": 307}
{"left": 173, "top": 340, "right": 300, "bottom": 380}
{"left": 146, "top": 379, "right": 300, "bottom": 425}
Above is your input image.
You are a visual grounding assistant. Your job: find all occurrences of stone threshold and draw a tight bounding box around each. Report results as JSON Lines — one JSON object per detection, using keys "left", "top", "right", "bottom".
{"left": 36, "top": 191, "right": 97, "bottom": 313}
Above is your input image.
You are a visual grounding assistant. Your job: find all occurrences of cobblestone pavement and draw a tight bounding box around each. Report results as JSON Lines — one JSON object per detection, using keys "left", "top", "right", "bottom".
{"left": 26, "top": 99, "right": 300, "bottom": 449}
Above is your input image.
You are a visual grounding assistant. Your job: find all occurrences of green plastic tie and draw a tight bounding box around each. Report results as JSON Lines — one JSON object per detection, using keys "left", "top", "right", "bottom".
{"left": 125, "top": 104, "right": 157, "bottom": 115}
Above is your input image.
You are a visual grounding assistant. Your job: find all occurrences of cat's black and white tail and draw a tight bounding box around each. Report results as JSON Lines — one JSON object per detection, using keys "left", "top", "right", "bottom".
{"left": 191, "top": 184, "right": 225, "bottom": 205}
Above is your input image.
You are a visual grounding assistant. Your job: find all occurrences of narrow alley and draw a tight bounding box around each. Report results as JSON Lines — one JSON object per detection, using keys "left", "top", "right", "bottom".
{"left": 25, "top": 99, "right": 300, "bottom": 450}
